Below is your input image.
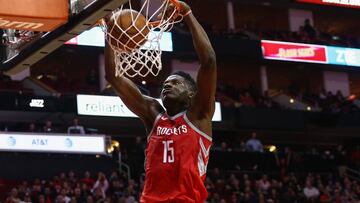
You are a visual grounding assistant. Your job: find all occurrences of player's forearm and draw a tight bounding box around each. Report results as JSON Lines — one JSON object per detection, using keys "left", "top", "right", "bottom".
{"left": 184, "top": 14, "right": 216, "bottom": 68}
{"left": 104, "top": 42, "right": 144, "bottom": 107}
{"left": 104, "top": 41, "right": 117, "bottom": 81}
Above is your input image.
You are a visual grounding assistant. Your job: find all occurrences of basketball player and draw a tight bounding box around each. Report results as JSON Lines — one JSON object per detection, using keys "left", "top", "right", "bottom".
{"left": 105, "top": 1, "right": 216, "bottom": 202}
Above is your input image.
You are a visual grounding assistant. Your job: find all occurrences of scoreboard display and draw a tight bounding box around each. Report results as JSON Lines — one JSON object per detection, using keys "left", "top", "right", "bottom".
{"left": 262, "top": 40, "right": 360, "bottom": 67}
{"left": 297, "top": 0, "right": 360, "bottom": 9}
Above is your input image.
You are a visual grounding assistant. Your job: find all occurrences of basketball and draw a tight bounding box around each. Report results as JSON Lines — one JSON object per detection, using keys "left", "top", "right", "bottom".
{"left": 107, "top": 9, "right": 150, "bottom": 52}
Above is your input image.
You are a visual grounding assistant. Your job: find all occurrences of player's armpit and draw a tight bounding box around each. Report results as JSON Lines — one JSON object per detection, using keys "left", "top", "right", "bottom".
{"left": 105, "top": 42, "right": 163, "bottom": 126}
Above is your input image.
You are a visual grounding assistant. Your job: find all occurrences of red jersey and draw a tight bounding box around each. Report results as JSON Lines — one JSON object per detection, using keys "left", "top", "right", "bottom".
{"left": 141, "top": 111, "right": 212, "bottom": 203}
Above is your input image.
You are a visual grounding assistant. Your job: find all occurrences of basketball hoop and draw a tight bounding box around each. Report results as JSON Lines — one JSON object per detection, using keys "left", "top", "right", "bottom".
{"left": 102, "top": 0, "right": 185, "bottom": 78}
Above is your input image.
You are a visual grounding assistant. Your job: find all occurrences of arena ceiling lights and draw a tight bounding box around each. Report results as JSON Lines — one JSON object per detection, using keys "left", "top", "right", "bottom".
{"left": 297, "top": 0, "right": 360, "bottom": 9}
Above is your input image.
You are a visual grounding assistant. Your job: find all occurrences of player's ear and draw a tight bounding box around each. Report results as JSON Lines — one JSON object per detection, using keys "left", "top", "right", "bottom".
{"left": 188, "top": 91, "right": 195, "bottom": 98}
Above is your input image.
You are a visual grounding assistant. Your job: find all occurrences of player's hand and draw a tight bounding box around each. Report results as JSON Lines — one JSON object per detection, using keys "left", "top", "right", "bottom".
{"left": 175, "top": 1, "right": 191, "bottom": 16}
{"left": 159, "top": 0, "right": 191, "bottom": 21}
{"left": 168, "top": 1, "right": 191, "bottom": 15}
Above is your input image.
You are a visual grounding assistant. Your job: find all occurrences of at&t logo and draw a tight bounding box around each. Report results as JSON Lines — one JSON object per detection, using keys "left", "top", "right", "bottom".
{"left": 7, "top": 136, "right": 16, "bottom": 146}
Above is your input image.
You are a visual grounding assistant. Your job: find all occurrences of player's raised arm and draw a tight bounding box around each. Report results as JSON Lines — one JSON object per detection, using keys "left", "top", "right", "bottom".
{"left": 180, "top": 3, "right": 217, "bottom": 121}
{"left": 105, "top": 42, "right": 163, "bottom": 129}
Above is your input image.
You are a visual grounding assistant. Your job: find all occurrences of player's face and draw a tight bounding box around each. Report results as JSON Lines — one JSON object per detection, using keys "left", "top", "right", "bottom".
{"left": 161, "top": 75, "right": 190, "bottom": 104}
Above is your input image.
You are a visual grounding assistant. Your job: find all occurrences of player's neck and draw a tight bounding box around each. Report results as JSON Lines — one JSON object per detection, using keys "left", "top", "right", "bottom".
{"left": 166, "top": 106, "right": 187, "bottom": 117}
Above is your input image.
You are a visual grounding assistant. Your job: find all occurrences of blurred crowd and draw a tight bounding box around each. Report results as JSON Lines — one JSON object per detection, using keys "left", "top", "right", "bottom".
{"left": 255, "top": 19, "right": 359, "bottom": 48}
{"left": 216, "top": 85, "right": 279, "bottom": 110}
{"left": 0, "top": 118, "right": 89, "bottom": 135}
{"left": 216, "top": 83, "right": 360, "bottom": 113}
{"left": 206, "top": 170, "right": 360, "bottom": 203}
{"left": 204, "top": 19, "right": 360, "bottom": 49}
{"left": 4, "top": 170, "right": 139, "bottom": 203}
{"left": 2, "top": 130, "right": 360, "bottom": 203}
{"left": 3, "top": 149, "right": 360, "bottom": 203}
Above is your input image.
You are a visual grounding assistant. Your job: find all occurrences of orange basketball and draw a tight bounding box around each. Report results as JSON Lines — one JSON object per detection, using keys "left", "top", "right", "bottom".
{"left": 107, "top": 9, "right": 150, "bottom": 52}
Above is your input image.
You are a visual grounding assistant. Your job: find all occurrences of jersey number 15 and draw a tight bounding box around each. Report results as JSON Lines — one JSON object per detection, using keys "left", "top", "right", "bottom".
{"left": 162, "top": 140, "right": 174, "bottom": 163}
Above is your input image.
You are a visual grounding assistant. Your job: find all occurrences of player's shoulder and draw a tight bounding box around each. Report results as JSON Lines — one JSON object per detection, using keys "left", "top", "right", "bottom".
{"left": 142, "top": 96, "right": 164, "bottom": 127}
{"left": 144, "top": 96, "right": 163, "bottom": 111}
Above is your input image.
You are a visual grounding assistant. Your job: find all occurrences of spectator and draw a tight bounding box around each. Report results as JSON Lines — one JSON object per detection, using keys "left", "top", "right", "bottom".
{"left": 351, "top": 145, "right": 360, "bottom": 168}
{"left": 68, "top": 170, "right": 77, "bottom": 187}
{"left": 43, "top": 120, "right": 55, "bottom": 133}
{"left": 303, "top": 19, "right": 317, "bottom": 39}
{"left": 27, "top": 123, "right": 37, "bottom": 133}
{"left": 60, "top": 188, "right": 71, "bottom": 203}
{"left": 240, "top": 92, "right": 256, "bottom": 107}
{"left": 5, "top": 188, "right": 21, "bottom": 203}
{"left": 259, "top": 91, "right": 273, "bottom": 108}
{"left": 43, "top": 186, "right": 53, "bottom": 203}
{"left": 108, "top": 178, "right": 125, "bottom": 199}
{"left": 85, "top": 68, "right": 99, "bottom": 87}
{"left": 39, "top": 73, "right": 54, "bottom": 87}
{"left": 303, "top": 180, "right": 320, "bottom": 202}
{"left": 213, "top": 141, "right": 232, "bottom": 152}
{"left": 246, "top": 132, "right": 264, "bottom": 152}
{"left": 239, "top": 140, "right": 246, "bottom": 152}
{"left": 258, "top": 174, "right": 271, "bottom": 194}
{"left": 335, "top": 90, "right": 345, "bottom": 103}
{"left": 73, "top": 187, "right": 85, "bottom": 203}
{"left": 275, "top": 147, "right": 292, "bottom": 178}
{"left": 91, "top": 172, "right": 109, "bottom": 198}
{"left": 37, "top": 194, "right": 46, "bottom": 203}
{"left": 281, "top": 187, "right": 298, "bottom": 203}
{"left": 67, "top": 118, "right": 85, "bottom": 134}
{"left": 86, "top": 195, "right": 94, "bottom": 203}
{"left": 22, "top": 192, "right": 31, "bottom": 203}
{"left": 81, "top": 171, "right": 95, "bottom": 189}
{"left": 319, "top": 187, "right": 331, "bottom": 203}
{"left": 334, "top": 145, "right": 346, "bottom": 166}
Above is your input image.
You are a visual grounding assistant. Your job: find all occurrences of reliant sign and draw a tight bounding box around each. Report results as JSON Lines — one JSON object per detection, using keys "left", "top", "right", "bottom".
{"left": 77, "top": 94, "right": 222, "bottom": 121}
{"left": 0, "top": 133, "right": 106, "bottom": 154}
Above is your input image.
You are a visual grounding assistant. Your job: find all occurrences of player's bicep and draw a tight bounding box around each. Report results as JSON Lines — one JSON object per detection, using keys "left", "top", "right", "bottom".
{"left": 105, "top": 42, "right": 162, "bottom": 123}
{"left": 110, "top": 77, "right": 162, "bottom": 124}
{"left": 192, "top": 61, "right": 217, "bottom": 118}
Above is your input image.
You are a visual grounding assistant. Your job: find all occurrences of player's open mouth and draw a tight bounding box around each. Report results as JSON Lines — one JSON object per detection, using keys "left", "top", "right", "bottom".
{"left": 163, "top": 89, "right": 172, "bottom": 94}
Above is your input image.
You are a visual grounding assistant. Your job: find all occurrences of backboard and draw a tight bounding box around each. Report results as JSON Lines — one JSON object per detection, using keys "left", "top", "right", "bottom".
{"left": 0, "top": 0, "right": 128, "bottom": 74}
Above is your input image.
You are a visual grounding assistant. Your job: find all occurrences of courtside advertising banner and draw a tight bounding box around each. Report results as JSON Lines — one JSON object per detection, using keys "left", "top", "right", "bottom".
{"left": 0, "top": 133, "right": 106, "bottom": 154}
{"left": 262, "top": 40, "right": 360, "bottom": 68}
{"left": 261, "top": 40, "right": 327, "bottom": 64}
{"left": 297, "top": 0, "right": 360, "bottom": 9}
{"left": 77, "top": 94, "right": 222, "bottom": 121}
{"left": 327, "top": 47, "right": 360, "bottom": 67}
{"left": 65, "top": 27, "right": 174, "bottom": 52}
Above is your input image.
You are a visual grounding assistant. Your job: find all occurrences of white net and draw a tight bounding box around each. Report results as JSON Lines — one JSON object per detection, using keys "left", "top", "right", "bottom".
{"left": 103, "top": 0, "right": 184, "bottom": 78}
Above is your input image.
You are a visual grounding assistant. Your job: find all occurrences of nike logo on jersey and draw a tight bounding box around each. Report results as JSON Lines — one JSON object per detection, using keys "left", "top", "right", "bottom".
{"left": 157, "top": 125, "right": 188, "bottom": 136}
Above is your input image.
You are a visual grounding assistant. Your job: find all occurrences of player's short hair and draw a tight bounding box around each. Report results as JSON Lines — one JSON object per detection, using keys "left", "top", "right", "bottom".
{"left": 172, "top": 71, "right": 197, "bottom": 93}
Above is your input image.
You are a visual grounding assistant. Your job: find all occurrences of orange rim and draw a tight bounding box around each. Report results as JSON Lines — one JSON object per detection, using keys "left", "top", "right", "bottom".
{"left": 169, "top": 0, "right": 182, "bottom": 10}
{"left": 148, "top": 0, "right": 182, "bottom": 27}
